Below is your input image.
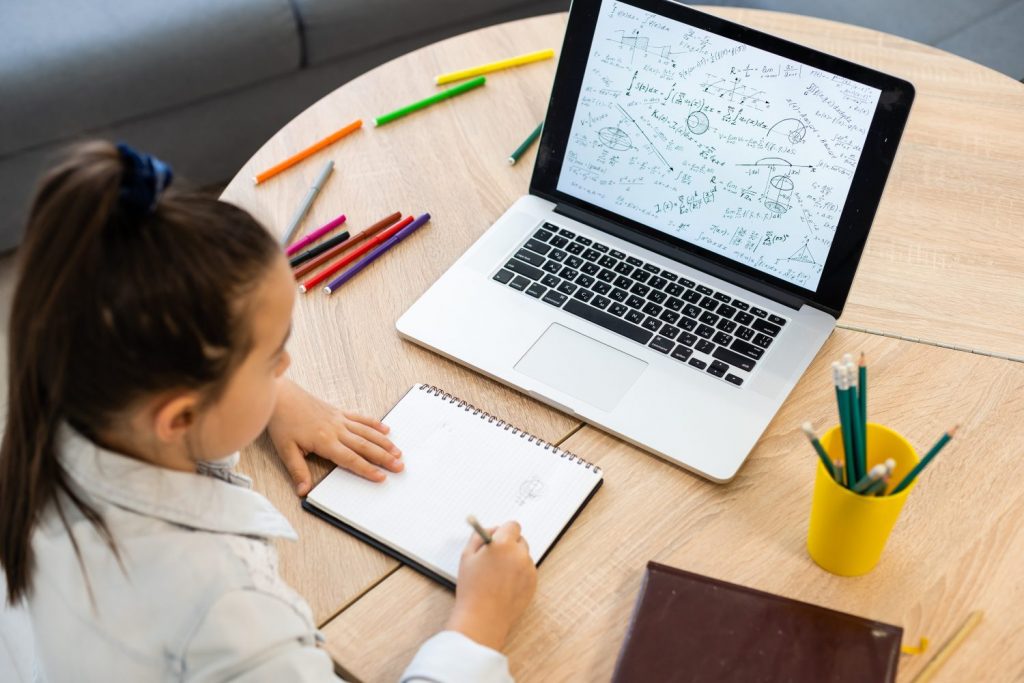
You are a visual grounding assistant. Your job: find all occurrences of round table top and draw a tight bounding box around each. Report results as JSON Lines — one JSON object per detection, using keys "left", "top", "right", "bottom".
{"left": 221, "top": 8, "right": 1024, "bottom": 681}
{"left": 223, "top": 6, "right": 1024, "bottom": 363}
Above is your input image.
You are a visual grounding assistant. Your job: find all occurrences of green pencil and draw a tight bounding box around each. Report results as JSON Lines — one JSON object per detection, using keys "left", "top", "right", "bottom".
{"left": 859, "top": 352, "right": 868, "bottom": 469}
{"left": 848, "top": 368, "right": 866, "bottom": 480}
{"left": 509, "top": 122, "right": 543, "bottom": 165}
{"left": 891, "top": 425, "right": 959, "bottom": 494}
{"left": 834, "top": 363, "right": 856, "bottom": 488}
{"left": 863, "top": 477, "right": 888, "bottom": 496}
{"left": 374, "top": 76, "right": 486, "bottom": 127}
{"left": 851, "top": 464, "right": 884, "bottom": 493}
{"left": 801, "top": 422, "right": 836, "bottom": 480}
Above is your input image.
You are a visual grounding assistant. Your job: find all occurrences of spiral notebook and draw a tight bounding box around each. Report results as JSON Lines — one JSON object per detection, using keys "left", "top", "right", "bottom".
{"left": 303, "top": 384, "right": 603, "bottom": 588}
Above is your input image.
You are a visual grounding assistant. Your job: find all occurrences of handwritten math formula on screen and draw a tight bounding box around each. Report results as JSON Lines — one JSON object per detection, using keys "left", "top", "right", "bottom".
{"left": 556, "top": 0, "right": 881, "bottom": 290}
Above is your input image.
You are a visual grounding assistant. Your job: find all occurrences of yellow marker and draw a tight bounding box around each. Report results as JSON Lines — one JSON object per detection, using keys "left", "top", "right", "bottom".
{"left": 901, "top": 637, "right": 929, "bottom": 655}
{"left": 436, "top": 48, "right": 555, "bottom": 85}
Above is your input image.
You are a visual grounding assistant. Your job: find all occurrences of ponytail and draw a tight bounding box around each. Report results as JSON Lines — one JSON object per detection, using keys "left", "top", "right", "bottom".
{"left": 0, "top": 142, "right": 279, "bottom": 604}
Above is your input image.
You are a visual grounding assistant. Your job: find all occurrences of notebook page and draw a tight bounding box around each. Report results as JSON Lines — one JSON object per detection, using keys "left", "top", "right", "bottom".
{"left": 307, "top": 385, "right": 602, "bottom": 582}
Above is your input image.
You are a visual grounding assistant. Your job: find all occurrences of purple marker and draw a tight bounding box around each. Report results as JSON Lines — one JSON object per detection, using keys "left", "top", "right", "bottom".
{"left": 324, "top": 213, "right": 431, "bottom": 294}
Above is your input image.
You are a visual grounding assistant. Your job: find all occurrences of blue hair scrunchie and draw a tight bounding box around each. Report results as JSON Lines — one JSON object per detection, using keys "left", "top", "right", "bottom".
{"left": 116, "top": 143, "right": 173, "bottom": 214}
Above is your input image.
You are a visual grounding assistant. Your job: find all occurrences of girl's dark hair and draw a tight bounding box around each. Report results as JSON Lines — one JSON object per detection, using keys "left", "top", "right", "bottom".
{"left": 0, "top": 141, "right": 280, "bottom": 604}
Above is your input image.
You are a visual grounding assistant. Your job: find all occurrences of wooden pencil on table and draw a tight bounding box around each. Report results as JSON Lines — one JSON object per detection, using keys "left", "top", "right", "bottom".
{"left": 912, "top": 611, "right": 983, "bottom": 683}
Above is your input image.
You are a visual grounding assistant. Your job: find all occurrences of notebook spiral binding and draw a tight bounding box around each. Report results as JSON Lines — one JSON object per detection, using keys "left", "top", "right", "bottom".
{"left": 419, "top": 384, "right": 601, "bottom": 473}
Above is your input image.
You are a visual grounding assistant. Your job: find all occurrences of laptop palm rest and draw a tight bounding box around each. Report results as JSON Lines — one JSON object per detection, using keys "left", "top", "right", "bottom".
{"left": 514, "top": 324, "right": 647, "bottom": 412}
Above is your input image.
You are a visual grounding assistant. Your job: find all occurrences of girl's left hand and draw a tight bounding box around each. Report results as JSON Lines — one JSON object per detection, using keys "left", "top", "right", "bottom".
{"left": 267, "top": 379, "right": 403, "bottom": 495}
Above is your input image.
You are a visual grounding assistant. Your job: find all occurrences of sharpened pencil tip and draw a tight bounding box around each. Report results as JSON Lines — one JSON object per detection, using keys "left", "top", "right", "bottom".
{"left": 859, "top": 351, "right": 866, "bottom": 366}
{"left": 949, "top": 424, "right": 961, "bottom": 437}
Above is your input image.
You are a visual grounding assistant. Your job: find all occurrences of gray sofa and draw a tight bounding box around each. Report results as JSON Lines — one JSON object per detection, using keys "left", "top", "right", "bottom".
{"left": 1, "top": 0, "right": 1020, "bottom": 251}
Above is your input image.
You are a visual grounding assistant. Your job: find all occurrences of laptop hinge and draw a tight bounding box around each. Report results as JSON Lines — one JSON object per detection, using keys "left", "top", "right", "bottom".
{"left": 554, "top": 203, "right": 815, "bottom": 313}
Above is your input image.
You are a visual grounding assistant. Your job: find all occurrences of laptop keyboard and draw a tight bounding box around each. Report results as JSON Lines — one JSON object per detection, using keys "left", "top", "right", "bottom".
{"left": 492, "top": 223, "right": 789, "bottom": 388}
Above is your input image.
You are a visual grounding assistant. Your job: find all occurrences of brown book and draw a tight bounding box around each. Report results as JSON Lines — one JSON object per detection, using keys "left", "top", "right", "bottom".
{"left": 612, "top": 562, "right": 902, "bottom": 682}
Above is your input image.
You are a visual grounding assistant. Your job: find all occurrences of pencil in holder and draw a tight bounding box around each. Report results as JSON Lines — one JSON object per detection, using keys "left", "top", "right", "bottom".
{"left": 807, "top": 423, "right": 919, "bottom": 576}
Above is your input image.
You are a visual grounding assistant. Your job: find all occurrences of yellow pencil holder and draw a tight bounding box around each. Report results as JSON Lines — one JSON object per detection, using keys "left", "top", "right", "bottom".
{"left": 807, "top": 423, "right": 919, "bottom": 576}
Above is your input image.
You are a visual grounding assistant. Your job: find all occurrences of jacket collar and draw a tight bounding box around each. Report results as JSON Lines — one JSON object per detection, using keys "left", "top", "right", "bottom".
{"left": 57, "top": 424, "right": 297, "bottom": 541}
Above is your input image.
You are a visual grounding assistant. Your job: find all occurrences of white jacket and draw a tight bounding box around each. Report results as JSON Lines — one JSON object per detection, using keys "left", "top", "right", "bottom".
{"left": 26, "top": 426, "right": 513, "bottom": 682}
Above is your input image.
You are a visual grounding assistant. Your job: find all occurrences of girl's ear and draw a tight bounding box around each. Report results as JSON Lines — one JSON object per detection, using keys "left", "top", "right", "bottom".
{"left": 152, "top": 392, "right": 201, "bottom": 444}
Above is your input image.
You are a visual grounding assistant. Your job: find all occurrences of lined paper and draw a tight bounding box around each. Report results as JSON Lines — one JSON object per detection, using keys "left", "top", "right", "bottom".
{"left": 306, "top": 385, "right": 603, "bottom": 582}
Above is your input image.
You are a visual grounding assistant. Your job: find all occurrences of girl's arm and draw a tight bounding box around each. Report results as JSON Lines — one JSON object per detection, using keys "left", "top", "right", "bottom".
{"left": 266, "top": 378, "right": 404, "bottom": 495}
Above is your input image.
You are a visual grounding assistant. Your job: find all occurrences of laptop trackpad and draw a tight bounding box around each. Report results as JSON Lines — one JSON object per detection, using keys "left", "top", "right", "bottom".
{"left": 514, "top": 324, "right": 647, "bottom": 412}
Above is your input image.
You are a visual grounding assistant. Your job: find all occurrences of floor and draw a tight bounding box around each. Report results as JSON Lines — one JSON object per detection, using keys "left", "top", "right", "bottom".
{"left": 0, "top": 252, "right": 37, "bottom": 682}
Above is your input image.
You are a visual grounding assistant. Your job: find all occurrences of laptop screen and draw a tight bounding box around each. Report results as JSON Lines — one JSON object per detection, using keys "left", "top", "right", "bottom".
{"left": 554, "top": 0, "right": 883, "bottom": 293}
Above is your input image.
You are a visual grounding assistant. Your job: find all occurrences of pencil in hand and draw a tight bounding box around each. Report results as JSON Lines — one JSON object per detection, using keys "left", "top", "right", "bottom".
{"left": 466, "top": 515, "right": 493, "bottom": 544}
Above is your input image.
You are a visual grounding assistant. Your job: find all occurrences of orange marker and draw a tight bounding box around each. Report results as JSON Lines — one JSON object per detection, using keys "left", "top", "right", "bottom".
{"left": 254, "top": 119, "right": 362, "bottom": 185}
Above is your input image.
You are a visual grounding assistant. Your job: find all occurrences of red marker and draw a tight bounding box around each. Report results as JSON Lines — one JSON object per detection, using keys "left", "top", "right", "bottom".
{"left": 299, "top": 215, "right": 414, "bottom": 292}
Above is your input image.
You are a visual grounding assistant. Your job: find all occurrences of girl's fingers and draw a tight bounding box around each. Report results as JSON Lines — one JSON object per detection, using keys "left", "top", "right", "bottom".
{"left": 493, "top": 521, "right": 522, "bottom": 543}
{"left": 319, "top": 441, "right": 386, "bottom": 483}
{"left": 339, "top": 429, "right": 403, "bottom": 472}
{"left": 342, "top": 411, "right": 390, "bottom": 434}
{"left": 277, "top": 442, "right": 312, "bottom": 496}
{"left": 464, "top": 531, "right": 487, "bottom": 556}
{"left": 347, "top": 420, "right": 402, "bottom": 459}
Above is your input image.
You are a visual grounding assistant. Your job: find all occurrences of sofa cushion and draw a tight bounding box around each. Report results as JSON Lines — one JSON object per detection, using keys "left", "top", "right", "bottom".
{"left": 697, "top": 0, "right": 1020, "bottom": 47}
{"left": 937, "top": 1, "right": 1024, "bottom": 79}
{"left": 0, "top": 0, "right": 301, "bottom": 158}
{"left": 292, "top": 0, "right": 569, "bottom": 66}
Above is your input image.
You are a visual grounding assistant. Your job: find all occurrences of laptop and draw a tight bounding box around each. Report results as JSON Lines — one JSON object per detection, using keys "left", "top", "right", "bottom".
{"left": 397, "top": 0, "right": 914, "bottom": 481}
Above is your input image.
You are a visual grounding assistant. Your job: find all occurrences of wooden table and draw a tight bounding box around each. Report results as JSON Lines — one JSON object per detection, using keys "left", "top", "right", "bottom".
{"left": 220, "top": 8, "right": 1024, "bottom": 681}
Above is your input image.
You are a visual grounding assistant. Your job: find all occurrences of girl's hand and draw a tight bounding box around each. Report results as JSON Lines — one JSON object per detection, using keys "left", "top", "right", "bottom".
{"left": 266, "top": 379, "right": 402, "bottom": 495}
{"left": 445, "top": 521, "right": 538, "bottom": 651}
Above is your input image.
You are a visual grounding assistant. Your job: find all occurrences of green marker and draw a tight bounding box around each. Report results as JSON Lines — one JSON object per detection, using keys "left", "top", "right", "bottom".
{"left": 374, "top": 76, "right": 486, "bottom": 127}
{"left": 891, "top": 426, "right": 959, "bottom": 494}
{"left": 509, "top": 122, "right": 543, "bottom": 165}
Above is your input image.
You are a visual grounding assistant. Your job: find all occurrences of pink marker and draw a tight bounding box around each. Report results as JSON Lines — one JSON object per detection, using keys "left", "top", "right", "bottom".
{"left": 285, "top": 213, "right": 346, "bottom": 256}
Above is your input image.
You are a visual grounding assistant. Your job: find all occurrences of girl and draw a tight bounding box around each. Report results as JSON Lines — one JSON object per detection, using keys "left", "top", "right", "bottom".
{"left": 0, "top": 142, "right": 536, "bottom": 681}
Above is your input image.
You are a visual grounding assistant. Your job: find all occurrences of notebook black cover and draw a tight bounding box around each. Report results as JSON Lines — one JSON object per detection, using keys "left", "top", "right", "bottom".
{"left": 612, "top": 562, "right": 902, "bottom": 682}
{"left": 302, "top": 479, "right": 603, "bottom": 591}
